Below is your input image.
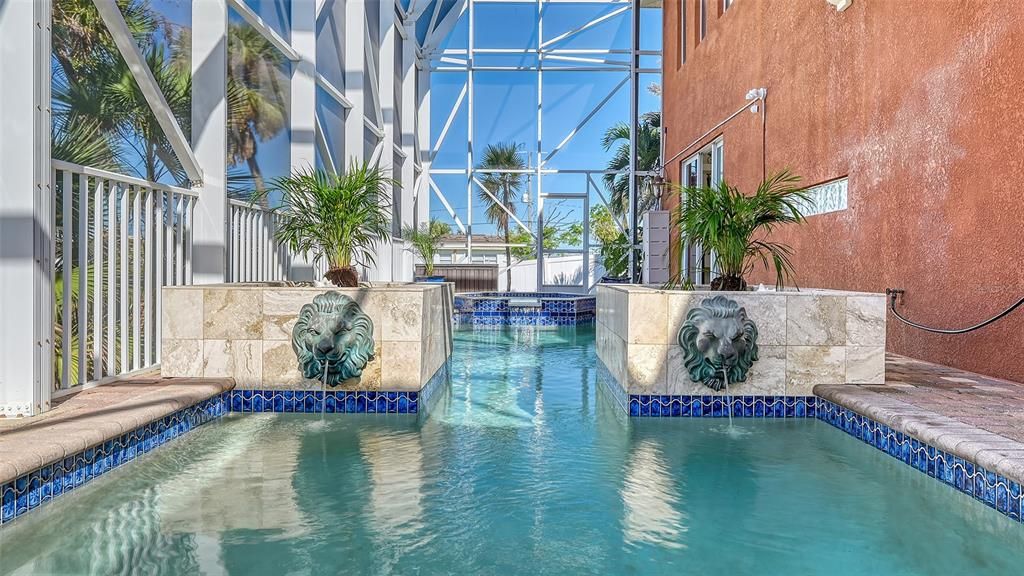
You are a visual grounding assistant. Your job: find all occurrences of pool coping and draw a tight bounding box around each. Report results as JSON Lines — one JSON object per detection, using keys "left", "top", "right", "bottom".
{"left": 0, "top": 378, "right": 234, "bottom": 487}
{"left": 1, "top": 380, "right": 233, "bottom": 525}
{"left": 0, "top": 362, "right": 454, "bottom": 527}
{"left": 815, "top": 384, "right": 1024, "bottom": 488}
{"left": 596, "top": 357, "right": 1024, "bottom": 522}
{"left": 4, "top": 364, "right": 1022, "bottom": 528}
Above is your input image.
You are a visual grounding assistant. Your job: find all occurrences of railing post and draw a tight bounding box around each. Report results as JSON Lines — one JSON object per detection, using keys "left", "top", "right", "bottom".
{"left": 0, "top": 0, "right": 53, "bottom": 415}
{"left": 191, "top": 0, "right": 229, "bottom": 284}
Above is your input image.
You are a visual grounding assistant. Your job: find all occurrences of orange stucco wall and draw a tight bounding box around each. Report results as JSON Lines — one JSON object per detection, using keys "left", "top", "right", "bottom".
{"left": 662, "top": 0, "right": 1024, "bottom": 382}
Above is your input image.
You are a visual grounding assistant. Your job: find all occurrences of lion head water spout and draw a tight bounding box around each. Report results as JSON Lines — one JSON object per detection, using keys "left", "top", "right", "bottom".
{"left": 292, "top": 291, "right": 376, "bottom": 387}
{"left": 677, "top": 295, "right": 759, "bottom": 391}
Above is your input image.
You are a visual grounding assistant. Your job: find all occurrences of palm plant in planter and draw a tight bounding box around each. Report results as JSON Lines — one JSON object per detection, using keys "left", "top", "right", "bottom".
{"left": 403, "top": 218, "right": 450, "bottom": 280}
{"left": 676, "top": 170, "right": 810, "bottom": 291}
{"left": 256, "top": 163, "right": 394, "bottom": 287}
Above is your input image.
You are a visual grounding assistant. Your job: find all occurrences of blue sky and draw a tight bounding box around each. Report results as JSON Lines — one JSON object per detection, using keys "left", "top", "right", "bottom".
{"left": 428, "top": 3, "right": 662, "bottom": 236}
{"left": 75, "top": 0, "right": 661, "bottom": 233}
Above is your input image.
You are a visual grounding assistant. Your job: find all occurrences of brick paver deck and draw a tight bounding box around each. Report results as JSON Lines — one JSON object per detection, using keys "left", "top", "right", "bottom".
{"left": 868, "top": 354, "right": 1024, "bottom": 442}
{"left": 816, "top": 353, "right": 1024, "bottom": 485}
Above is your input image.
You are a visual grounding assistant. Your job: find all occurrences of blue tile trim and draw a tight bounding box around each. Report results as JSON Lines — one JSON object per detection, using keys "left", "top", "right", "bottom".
{"left": 419, "top": 361, "right": 451, "bottom": 413}
{"left": 627, "top": 394, "right": 817, "bottom": 418}
{"left": 230, "top": 364, "right": 451, "bottom": 416}
{"left": 228, "top": 389, "right": 420, "bottom": 415}
{"left": 452, "top": 294, "right": 596, "bottom": 327}
{"left": 816, "top": 399, "right": 1024, "bottom": 524}
{"left": 0, "top": 393, "right": 227, "bottom": 527}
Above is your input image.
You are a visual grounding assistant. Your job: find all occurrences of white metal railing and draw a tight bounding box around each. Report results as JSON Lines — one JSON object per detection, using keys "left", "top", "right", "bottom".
{"left": 52, "top": 160, "right": 197, "bottom": 391}
{"left": 227, "top": 199, "right": 293, "bottom": 282}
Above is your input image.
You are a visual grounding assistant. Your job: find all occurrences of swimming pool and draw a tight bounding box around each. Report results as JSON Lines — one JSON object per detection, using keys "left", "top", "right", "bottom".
{"left": 0, "top": 327, "right": 1021, "bottom": 575}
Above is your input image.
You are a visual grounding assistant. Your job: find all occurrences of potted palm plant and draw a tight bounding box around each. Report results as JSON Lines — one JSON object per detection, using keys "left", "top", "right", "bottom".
{"left": 404, "top": 218, "right": 450, "bottom": 282}
{"left": 676, "top": 170, "right": 810, "bottom": 290}
{"left": 254, "top": 162, "right": 394, "bottom": 287}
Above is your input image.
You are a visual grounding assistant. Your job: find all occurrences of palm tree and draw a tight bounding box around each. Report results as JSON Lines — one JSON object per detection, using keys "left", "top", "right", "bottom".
{"left": 255, "top": 163, "right": 395, "bottom": 287}
{"left": 477, "top": 142, "right": 527, "bottom": 290}
{"left": 106, "top": 42, "right": 192, "bottom": 182}
{"left": 226, "top": 23, "right": 289, "bottom": 197}
{"left": 675, "top": 170, "right": 810, "bottom": 290}
{"left": 602, "top": 111, "right": 661, "bottom": 218}
{"left": 403, "top": 218, "right": 451, "bottom": 277}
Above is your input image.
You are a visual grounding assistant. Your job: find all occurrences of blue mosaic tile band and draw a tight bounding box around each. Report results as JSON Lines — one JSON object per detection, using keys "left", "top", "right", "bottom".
{"left": 817, "top": 399, "right": 1024, "bottom": 524}
{"left": 229, "top": 389, "right": 420, "bottom": 414}
{"left": 453, "top": 293, "right": 596, "bottom": 327}
{"left": 230, "top": 361, "right": 452, "bottom": 415}
{"left": 596, "top": 358, "right": 815, "bottom": 419}
{"left": 0, "top": 394, "right": 227, "bottom": 527}
{"left": 596, "top": 356, "right": 1023, "bottom": 523}
{"left": 629, "top": 394, "right": 818, "bottom": 418}
{"left": 419, "top": 361, "right": 450, "bottom": 412}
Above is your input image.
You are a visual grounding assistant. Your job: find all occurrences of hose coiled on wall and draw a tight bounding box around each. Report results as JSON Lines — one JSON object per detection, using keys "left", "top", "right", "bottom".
{"left": 885, "top": 288, "right": 1024, "bottom": 334}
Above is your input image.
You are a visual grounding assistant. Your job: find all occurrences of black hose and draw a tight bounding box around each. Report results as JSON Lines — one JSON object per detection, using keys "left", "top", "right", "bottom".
{"left": 886, "top": 288, "right": 1024, "bottom": 334}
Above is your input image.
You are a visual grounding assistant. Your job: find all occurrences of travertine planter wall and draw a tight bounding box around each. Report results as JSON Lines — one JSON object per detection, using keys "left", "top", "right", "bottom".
{"left": 596, "top": 285, "right": 886, "bottom": 396}
{"left": 161, "top": 283, "right": 453, "bottom": 391}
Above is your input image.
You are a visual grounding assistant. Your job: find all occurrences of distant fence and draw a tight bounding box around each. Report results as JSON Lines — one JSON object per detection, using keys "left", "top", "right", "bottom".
{"left": 416, "top": 264, "right": 498, "bottom": 293}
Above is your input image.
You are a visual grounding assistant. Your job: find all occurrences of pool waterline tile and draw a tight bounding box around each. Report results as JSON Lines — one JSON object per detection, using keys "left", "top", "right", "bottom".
{"left": 0, "top": 394, "right": 228, "bottom": 526}
{"left": 224, "top": 360, "right": 450, "bottom": 416}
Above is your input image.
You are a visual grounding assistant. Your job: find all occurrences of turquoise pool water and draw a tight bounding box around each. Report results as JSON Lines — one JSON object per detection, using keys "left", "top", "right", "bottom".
{"left": 1, "top": 327, "right": 1022, "bottom": 575}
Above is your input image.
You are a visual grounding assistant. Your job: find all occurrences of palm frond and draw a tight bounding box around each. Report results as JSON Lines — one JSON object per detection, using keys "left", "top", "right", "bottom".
{"left": 675, "top": 170, "right": 810, "bottom": 289}
{"left": 255, "top": 162, "right": 395, "bottom": 275}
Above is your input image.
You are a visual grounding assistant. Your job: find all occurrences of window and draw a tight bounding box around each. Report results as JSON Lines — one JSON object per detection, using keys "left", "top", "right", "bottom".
{"left": 678, "top": 1, "right": 686, "bottom": 67}
{"left": 679, "top": 139, "right": 724, "bottom": 284}
{"left": 699, "top": 0, "right": 707, "bottom": 41}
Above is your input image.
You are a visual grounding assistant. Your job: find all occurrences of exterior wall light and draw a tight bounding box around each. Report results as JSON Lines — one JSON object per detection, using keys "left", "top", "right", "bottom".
{"left": 745, "top": 88, "right": 767, "bottom": 113}
{"left": 826, "top": 0, "right": 852, "bottom": 11}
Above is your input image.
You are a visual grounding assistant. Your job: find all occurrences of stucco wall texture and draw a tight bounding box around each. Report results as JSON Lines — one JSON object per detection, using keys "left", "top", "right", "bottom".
{"left": 661, "top": 0, "right": 1024, "bottom": 382}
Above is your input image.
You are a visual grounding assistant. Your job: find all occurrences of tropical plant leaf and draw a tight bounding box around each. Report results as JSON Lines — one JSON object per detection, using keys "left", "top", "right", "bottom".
{"left": 675, "top": 169, "right": 810, "bottom": 289}
{"left": 254, "top": 162, "right": 395, "bottom": 276}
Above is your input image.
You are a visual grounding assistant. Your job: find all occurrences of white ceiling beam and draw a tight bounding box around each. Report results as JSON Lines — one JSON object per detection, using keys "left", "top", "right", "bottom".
{"left": 540, "top": 5, "right": 629, "bottom": 49}
{"left": 316, "top": 74, "right": 353, "bottom": 109}
{"left": 423, "top": 0, "right": 467, "bottom": 53}
{"left": 226, "top": 0, "right": 300, "bottom": 62}
{"left": 472, "top": 177, "right": 536, "bottom": 238}
{"left": 544, "top": 75, "right": 628, "bottom": 165}
{"left": 93, "top": 0, "right": 202, "bottom": 182}
{"left": 428, "top": 177, "right": 467, "bottom": 234}
{"left": 429, "top": 82, "right": 467, "bottom": 163}
{"left": 315, "top": 114, "right": 337, "bottom": 175}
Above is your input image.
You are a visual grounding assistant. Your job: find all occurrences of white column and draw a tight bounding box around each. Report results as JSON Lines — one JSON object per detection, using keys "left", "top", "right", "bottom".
{"left": 399, "top": 25, "right": 417, "bottom": 281}
{"left": 415, "top": 60, "right": 431, "bottom": 228}
{"left": 286, "top": 0, "right": 317, "bottom": 281}
{"left": 344, "top": 0, "right": 366, "bottom": 165}
{"left": 291, "top": 0, "right": 316, "bottom": 169}
{"left": 373, "top": 0, "right": 396, "bottom": 281}
{"left": 191, "top": 0, "right": 229, "bottom": 284}
{"left": 0, "top": 0, "right": 53, "bottom": 416}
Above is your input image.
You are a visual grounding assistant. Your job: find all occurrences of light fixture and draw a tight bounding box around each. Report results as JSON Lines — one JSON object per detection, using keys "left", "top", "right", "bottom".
{"left": 650, "top": 169, "right": 667, "bottom": 208}
{"left": 826, "top": 0, "right": 852, "bottom": 12}
{"left": 745, "top": 87, "right": 767, "bottom": 113}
